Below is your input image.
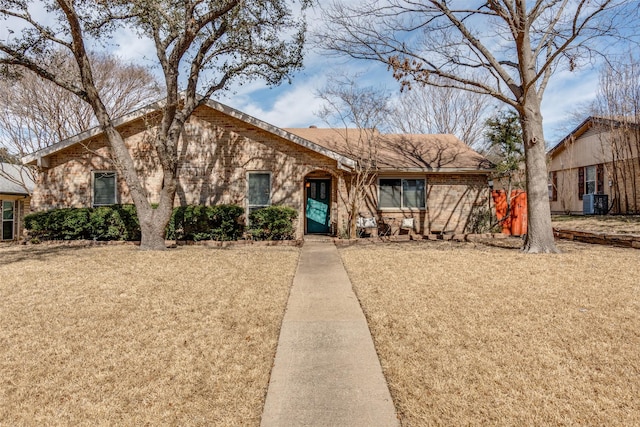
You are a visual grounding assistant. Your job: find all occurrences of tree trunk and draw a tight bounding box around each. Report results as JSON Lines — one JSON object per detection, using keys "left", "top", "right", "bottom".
{"left": 520, "top": 102, "right": 560, "bottom": 253}
{"left": 138, "top": 203, "right": 173, "bottom": 250}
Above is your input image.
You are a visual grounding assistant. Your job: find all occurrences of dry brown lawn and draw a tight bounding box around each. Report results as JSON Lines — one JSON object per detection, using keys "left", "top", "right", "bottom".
{"left": 340, "top": 240, "right": 640, "bottom": 426}
{"left": 0, "top": 243, "right": 299, "bottom": 426}
{"left": 552, "top": 214, "right": 640, "bottom": 234}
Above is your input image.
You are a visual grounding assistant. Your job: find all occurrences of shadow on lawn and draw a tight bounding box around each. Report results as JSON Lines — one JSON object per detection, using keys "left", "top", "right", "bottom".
{"left": 0, "top": 242, "right": 135, "bottom": 266}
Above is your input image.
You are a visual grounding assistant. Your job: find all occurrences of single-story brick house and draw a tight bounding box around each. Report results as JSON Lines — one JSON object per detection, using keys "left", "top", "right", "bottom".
{"left": 0, "top": 163, "right": 34, "bottom": 241}
{"left": 23, "top": 98, "right": 493, "bottom": 238}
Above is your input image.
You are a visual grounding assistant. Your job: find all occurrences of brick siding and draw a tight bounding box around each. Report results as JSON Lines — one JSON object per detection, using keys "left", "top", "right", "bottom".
{"left": 32, "top": 105, "right": 489, "bottom": 238}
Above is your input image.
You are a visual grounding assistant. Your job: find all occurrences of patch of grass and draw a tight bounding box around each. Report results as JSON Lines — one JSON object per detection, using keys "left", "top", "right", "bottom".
{"left": 0, "top": 244, "right": 299, "bottom": 426}
{"left": 552, "top": 214, "right": 640, "bottom": 234}
{"left": 340, "top": 241, "right": 640, "bottom": 426}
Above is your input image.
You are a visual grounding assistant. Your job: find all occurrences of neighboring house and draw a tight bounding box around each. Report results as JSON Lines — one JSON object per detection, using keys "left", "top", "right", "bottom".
{"left": 548, "top": 116, "right": 640, "bottom": 214}
{"left": 22, "top": 98, "right": 493, "bottom": 238}
{"left": 0, "top": 163, "right": 34, "bottom": 241}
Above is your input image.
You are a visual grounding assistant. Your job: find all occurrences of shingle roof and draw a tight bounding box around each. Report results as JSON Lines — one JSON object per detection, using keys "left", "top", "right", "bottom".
{"left": 548, "top": 115, "right": 640, "bottom": 156}
{"left": 22, "top": 98, "right": 356, "bottom": 170}
{"left": 0, "top": 163, "right": 34, "bottom": 195}
{"left": 284, "top": 128, "right": 493, "bottom": 172}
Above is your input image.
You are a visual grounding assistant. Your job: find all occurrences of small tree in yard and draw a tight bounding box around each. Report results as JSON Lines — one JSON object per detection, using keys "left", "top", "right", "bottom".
{"left": 0, "top": 0, "right": 309, "bottom": 250}
{"left": 484, "top": 109, "right": 525, "bottom": 225}
{"left": 316, "top": 75, "right": 391, "bottom": 239}
{"left": 320, "top": 0, "right": 640, "bottom": 253}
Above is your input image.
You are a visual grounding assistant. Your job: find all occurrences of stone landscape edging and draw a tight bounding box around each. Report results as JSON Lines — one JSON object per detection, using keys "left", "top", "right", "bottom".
{"left": 554, "top": 228, "right": 640, "bottom": 249}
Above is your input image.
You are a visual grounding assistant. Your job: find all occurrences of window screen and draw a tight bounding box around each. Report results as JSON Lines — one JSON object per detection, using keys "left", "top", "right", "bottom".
{"left": 93, "top": 172, "right": 117, "bottom": 206}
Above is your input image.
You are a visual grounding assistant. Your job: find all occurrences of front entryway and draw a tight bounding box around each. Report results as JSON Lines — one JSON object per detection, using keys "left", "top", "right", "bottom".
{"left": 305, "top": 179, "right": 331, "bottom": 234}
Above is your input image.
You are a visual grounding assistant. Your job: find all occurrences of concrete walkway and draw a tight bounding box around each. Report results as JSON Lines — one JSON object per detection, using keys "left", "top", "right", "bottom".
{"left": 261, "top": 239, "right": 399, "bottom": 427}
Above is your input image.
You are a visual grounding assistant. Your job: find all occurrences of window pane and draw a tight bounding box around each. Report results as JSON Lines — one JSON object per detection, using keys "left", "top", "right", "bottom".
{"left": 2, "top": 221, "right": 13, "bottom": 240}
{"left": 310, "top": 182, "right": 317, "bottom": 199}
{"left": 379, "top": 179, "right": 401, "bottom": 208}
{"left": 3, "top": 201, "right": 13, "bottom": 220}
{"left": 585, "top": 165, "right": 596, "bottom": 195}
{"left": 94, "top": 173, "right": 116, "bottom": 206}
{"left": 403, "top": 179, "right": 425, "bottom": 208}
{"left": 248, "top": 173, "right": 270, "bottom": 206}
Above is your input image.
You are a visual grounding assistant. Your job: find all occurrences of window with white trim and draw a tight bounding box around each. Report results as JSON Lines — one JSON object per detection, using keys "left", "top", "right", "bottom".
{"left": 585, "top": 165, "right": 596, "bottom": 195}
{"left": 247, "top": 172, "right": 271, "bottom": 214}
{"left": 93, "top": 171, "right": 117, "bottom": 206}
{"left": 379, "top": 178, "right": 426, "bottom": 209}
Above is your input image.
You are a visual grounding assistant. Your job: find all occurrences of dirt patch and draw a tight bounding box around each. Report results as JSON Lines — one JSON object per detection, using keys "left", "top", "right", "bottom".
{"left": 0, "top": 244, "right": 299, "bottom": 426}
{"left": 340, "top": 240, "right": 640, "bottom": 426}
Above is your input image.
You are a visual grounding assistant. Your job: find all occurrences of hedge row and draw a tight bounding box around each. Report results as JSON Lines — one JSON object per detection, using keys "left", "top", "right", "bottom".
{"left": 24, "top": 205, "right": 140, "bottom": 241}
{"left": 24, "top": 204, "right": 298, "bottom": 241}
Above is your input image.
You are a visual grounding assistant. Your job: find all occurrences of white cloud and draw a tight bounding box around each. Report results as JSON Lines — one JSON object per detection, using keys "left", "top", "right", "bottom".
{"left": 541, "top": 68, "right": 600, "bottom": 142}
{"left": 224, "top": 77, "right": 327, "bottom": 128}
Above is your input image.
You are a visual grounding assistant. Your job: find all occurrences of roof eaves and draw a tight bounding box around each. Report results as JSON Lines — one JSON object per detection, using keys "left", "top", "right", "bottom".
{"left": 378, "top": 167, "right": 494, "bottom": 174}
{"left": 547, "top": 115, "right": 640, "bottom": 157}
{"left": 203, "top": 99, "right": 356, "bottom": 168}
{"left": 22, "top": 99, "right": 168, "bottom": 165}
{"left": 22, "top": 96, "right": 356, "bottom": 169}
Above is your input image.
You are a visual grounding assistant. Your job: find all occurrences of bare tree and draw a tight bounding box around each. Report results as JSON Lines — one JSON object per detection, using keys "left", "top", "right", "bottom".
{"left": 389, "top": 80, "right": 496, "bottom": 151}
{"left": 592, "top": 57, "right": 640, "bottom": 213}
{"left": 1, "top": 0, "right": 309, "bottom": 250}
{"left": 316, "top": 75, "right": 391, "bottom": 238}
{"left": 319, "top": 0, "right": 639, "bottom": 253}
{"left": 0, "top": 51, "right": 161, "bottom": 193}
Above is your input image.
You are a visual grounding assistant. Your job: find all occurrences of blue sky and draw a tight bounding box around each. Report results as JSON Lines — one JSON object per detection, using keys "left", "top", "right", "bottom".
{"left": 2, "top": 2, "right": 635, "bottom": 147}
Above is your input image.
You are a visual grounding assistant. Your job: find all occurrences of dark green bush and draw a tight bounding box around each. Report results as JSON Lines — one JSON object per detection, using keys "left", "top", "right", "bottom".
{"left": 25, "top": 206, "right": 137, "bottom": 241}
{"left": 25, "top": 204, "right": 244, "bottom": 242}
{"left": 248, "top": 206, "right": 298, "bottom": 240}
{"left": 90, "top": 205, "right": 141, "bottom": 241}
{"left": 167, "top": 204, "right": 244, "bottom": 241}
{"left": 23, "top": 210, "right": 52, "bottom": 239}
{"left": 25, "top": 208, "right": 92, "bottom": 240}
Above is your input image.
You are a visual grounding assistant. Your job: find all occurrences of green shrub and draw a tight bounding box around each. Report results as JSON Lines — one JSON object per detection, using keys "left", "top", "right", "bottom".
{"left": 25, "top": 204, "right": 244, "bottom": 242}
{"left": 25, "top": 208, "right": 92, "bottom": 240}
{"left": 24, "top": 211, "right": 50, "bottom": 239}
{"left": 90, "top": 205, "right": 140, "bottom": 241}
{"left": 167, "top": 204, "right": 244, "bottom": 241}
{"left": 248, "top": 206, "right": 298, "bottom": 240}
{"left": 25, "top": 205, "right": 139, "bottom": 241}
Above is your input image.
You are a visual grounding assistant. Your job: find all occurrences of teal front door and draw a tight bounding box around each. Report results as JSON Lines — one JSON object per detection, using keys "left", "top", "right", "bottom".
{"left": 306, "top": 179, "right": 331, "bottom": 234}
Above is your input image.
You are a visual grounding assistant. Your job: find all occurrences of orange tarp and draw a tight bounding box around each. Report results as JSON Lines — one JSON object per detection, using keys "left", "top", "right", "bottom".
{"left": 492, "top": 190, "right": 528, "bottom": 236}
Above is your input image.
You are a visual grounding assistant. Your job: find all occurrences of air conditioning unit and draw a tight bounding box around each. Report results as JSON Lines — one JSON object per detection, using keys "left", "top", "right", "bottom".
{"left": 583, "top": 194, "right": 608, "bottom": 215}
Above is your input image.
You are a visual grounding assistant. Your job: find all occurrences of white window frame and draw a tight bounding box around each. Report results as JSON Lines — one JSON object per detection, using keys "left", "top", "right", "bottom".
{"left": 247, "top": 171, "right": 272, "bottom": 215}
{"left": 378, "top": 177, "right": 426, "bottom": 210}
{"left": 92, "top": 171, "right": 118, "bottom": 207}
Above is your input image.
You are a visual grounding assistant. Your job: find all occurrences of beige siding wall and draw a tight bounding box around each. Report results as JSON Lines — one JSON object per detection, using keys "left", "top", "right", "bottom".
{"left": 549, "top": 125, "right": 640, "bottom": 214}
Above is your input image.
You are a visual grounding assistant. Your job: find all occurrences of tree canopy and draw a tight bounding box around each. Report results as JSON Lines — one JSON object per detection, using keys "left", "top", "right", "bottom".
{"left": 0, "top": 0, "right": 310, "bottom": 249}
{"left": 319, "top": 0, "right": 639, "bottom": 253}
